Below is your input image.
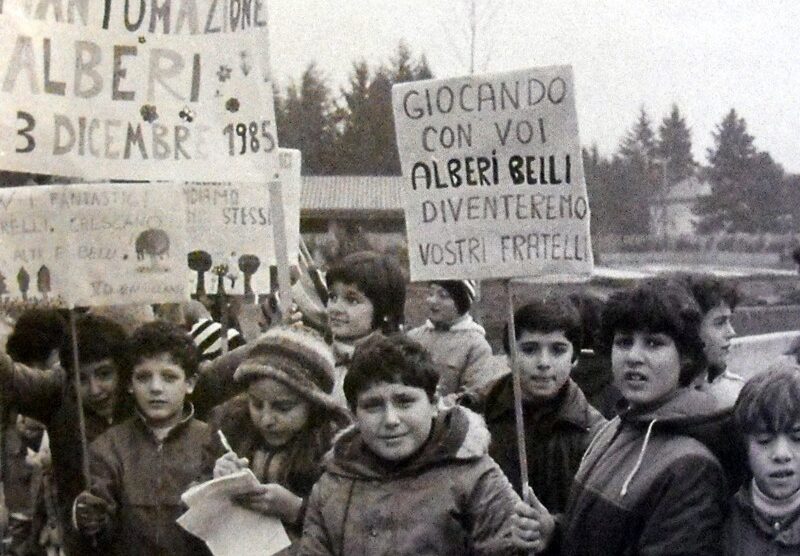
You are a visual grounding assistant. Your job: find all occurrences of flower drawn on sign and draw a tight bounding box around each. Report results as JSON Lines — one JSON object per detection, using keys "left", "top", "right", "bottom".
{"left": 179, "top": 108, "right": 195, "bottom": 122}
{"left": 225, "top": 98, "right": 240, "bottom": 113}
{"left": 140, "top": 105, "right": 158, "bottom": 123}
{"left": 217, "top": 65, "right": 232, "bottom": 82}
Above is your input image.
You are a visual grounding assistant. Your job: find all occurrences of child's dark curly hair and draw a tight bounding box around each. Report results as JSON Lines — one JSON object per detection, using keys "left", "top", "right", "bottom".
{"left": 344, "top": 333, "right": 438, "bottom": 411}
{"left": 597, "top": 279, "right": 707, "bottom": 386}
{"left": 130, "top": 321, "right": 200, "bottom": 379}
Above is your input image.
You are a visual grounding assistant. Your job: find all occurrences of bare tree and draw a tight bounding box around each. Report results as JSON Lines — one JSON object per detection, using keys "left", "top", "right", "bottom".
{"left": 437, "top": 0, "right": 508, "bottom": 75}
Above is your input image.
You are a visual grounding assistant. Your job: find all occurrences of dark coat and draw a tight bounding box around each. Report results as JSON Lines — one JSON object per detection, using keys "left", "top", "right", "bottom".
{"left": 300, "top": 407, "right": 521, "bottom": 556}
{"left": 87, "top": 410, "right": 210, "bottom": 556}
{"left": 0, "top": 359, "right": 133, "bottom": 555}
{"left": 556, "top": 388, "right": 729, "bottom": 556}
{"left": 724, "top": 482, "right": 800, "bottom": 556}
{"left": 483, "top": 377, "right": 606, "bottom": 512}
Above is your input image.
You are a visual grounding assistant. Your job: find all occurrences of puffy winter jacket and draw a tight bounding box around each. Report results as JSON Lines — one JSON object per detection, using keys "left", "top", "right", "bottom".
{"left": 557, "top": 388, "right": 729, "bottom": 556}
{"left": 299, "top": 406, "right": 520, "bottom": 555}
{"left": 407, "top": 315, "right": 499, "bottom": 399}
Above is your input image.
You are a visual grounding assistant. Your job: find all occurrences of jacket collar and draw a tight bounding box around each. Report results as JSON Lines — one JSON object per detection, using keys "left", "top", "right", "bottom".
{"left": 325, "top": 406, "right": 490, "bottom": 479}
{"left": 421, "top": 314, "right": 486, "bottom": 334}
{"left": 484, "top": 375, "right": 592, "bottom": 430}
{"left": 134, "top": 402, "right": 196, "bottom": 442}
{"left": 734, "top": 482, "right": 800, "bottom": 546}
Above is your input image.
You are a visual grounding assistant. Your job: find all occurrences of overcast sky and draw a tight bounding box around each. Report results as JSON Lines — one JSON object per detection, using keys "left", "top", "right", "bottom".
{"left": 269, "top": 0, "right": 800, "bottom": 173}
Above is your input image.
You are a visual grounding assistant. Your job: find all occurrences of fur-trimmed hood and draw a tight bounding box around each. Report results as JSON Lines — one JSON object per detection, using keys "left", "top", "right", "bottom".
{"left": 324, "top": 406, "right": 490, "bottom": 479}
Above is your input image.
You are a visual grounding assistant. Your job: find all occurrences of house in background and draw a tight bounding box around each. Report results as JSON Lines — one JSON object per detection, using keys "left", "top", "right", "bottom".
{"left": 649, "top": 176, "right": 712, "bottom": 241}
{"left": 301, "top": 175, "right": 405, "bottom": 256}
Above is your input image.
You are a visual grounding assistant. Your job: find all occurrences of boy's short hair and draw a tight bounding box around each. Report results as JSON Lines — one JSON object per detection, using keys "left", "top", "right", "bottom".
{"left": 60, "top": 314, "right": 131, "bottom": 378}
{"left": 343, "top": 333, "right": 438, "bottom": 411}
{"left": 735, "top": 363, "right": 800, "bottom": 434}
{"left": 673, "top": 273, "right": 740, "bottom": 313}
{"left": 130, "top": 321, "right": 200, "bottom": 379}
{"left": 597, "top": 280, "right": 706, "bottom": 386}
{"left": 6, "top": 308, "right": 67, "bottom": 366}
{"left": 326, "top": 251, "right": 406, "bottom": 333}
{"left": 503, "top": 297, "right": 583, "bottom": 360}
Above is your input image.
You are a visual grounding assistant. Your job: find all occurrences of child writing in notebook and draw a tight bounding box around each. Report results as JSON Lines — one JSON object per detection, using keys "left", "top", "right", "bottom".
{"left": 205, "top": 326, "right": 350, "bottom": 545}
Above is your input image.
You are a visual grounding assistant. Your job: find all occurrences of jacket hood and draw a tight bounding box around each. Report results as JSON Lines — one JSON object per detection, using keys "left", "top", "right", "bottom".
{"left": 620, "top": 387, "right": 730, "bottom": 433}
{"left": 324, "top": 406, "right": 490, "bottom": 480}
{"left": 421, "top": 314, "right": 486, "bottom": 335}
{"left": 734, "top": 482, "right": 800, "bottom": 547}
{"left": 484, "top": 376, "right": 595, "bottom": 430}
{"left": 615, "top": 387, "right": 743, "bottom": 496}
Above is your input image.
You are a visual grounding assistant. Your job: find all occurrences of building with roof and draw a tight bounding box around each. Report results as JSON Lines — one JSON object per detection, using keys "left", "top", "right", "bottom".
{"left": 648, "top": 176, "right": 712, "bottom": 239}
{"left": 300, "top": 175, "right": 406, "bottom": 252}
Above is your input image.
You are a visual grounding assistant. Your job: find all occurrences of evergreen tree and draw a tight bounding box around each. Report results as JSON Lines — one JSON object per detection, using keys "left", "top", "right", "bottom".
{"left": 695, "top": 109, "right": 786, "bottom": 232}
{"left": 619, "top": 107, "right": 656, "bottom": 161}
{"left": 656, "top": 104, "right": 695, "bottom": 183}
{"left": 613, "top": 108, "right": 658, "bottom": 234}
{"left": 275, "top": 63, "right": 338, "bottom": 175}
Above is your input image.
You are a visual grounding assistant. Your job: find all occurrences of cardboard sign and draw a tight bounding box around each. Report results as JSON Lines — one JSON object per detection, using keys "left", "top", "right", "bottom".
{"left": 392, "top": 66, "right": 593, "bottom": 281}
{"left": 0, "top": 184, "right": 67, "bottom": 304}
{"left": 184, "top": 148, "right": 301, "bottom": 296}
{"left": 57, "top": 181, "right": 189, "bottom": 306}
{"left": 0, "top": 1, "right": 278, "bottom": 182}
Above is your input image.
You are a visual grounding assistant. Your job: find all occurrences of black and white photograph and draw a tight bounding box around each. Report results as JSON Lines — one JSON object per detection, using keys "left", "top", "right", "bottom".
{"left": 1, "top": 1, "right": 799, "bottom": 554}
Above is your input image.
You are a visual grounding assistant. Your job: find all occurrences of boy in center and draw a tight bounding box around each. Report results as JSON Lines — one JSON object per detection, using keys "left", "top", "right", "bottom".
{"left": 482, "top": 297, "right": 606, "bottom": 512}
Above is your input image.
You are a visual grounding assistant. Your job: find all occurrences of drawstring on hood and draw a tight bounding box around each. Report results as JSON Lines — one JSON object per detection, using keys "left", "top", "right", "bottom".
{"left": 620, "top": 418, "right": 657, "bottom": 497}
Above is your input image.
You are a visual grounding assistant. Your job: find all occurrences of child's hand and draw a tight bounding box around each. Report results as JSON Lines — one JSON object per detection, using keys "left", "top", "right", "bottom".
{"left": 213, "top": 452, "right": 249, "bottom": 478}
{"left": 509, "top": 487, "right": 555, "bottom": 553}
{"left": 234, "top": 483, "right": 303, "bottom": 523}
{"left": 74, "top": 491, "right": 110, "bottom": 536}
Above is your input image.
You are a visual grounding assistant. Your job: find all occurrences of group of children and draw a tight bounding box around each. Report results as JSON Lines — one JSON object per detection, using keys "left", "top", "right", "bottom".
{"left": 0, "top": 250, "right": 797, "bottom": 555}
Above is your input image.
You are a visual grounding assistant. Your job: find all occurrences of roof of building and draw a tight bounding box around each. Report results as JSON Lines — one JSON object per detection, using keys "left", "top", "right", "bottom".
{"left": 664, "top": 176, "right": 712, "bottom": 201}
{"left": 301, "top": 176, "right": 404, "bottom": 212}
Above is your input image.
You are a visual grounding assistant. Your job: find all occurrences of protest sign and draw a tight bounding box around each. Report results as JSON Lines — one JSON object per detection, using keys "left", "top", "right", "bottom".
{"left": 0, "top": 1, "right": 278, "bottom": 182}
{"left": 392, "top": 66, "right": 593, "bottom": 281}
{"left": 56, "top": 181, "right": 188, "bottom": 307}
{"left": 184, "top": 148, "right": 301, "bottom": 296}
{"left": 0, "top": 184, "right": 67, "bottom": 304}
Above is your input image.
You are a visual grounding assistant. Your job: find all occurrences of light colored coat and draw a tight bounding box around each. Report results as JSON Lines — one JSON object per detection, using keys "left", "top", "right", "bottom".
{"left": 299, "top": 407, "right": 520, "bottom": 555}
{"left": 407, "top": 315, "right": 497, "bottom": 398}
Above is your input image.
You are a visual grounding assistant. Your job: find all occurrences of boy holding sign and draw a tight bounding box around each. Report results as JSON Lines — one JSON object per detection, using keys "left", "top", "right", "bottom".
{"left": 482, "top": 297, "right": 606, "bottom": 513}
{"left": 0, "top": 314, "right": 132, "bottom": 556}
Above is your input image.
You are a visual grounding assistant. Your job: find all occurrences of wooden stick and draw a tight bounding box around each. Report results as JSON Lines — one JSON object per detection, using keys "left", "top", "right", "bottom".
{"left": 505, "top": 279, "right": 529, "bottom": 496}
{"left": 268, "top": 180, "right": 294, "bottom": 317}
{"left": 69, "top": 310, "right": 92, "bottom": 489}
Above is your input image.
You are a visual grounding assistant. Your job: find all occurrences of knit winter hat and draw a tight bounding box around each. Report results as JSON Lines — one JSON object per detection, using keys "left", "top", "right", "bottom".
{"left": 434, "top": 280, "right": 476, "bottom": 315}
{"left": 234, "top": 325, "right": 340, "bottom": 411}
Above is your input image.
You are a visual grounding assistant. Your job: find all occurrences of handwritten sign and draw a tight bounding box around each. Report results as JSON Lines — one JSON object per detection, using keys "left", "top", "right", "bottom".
{"left": 0, "top": 1, "right": 278, "bottom": 182}
{"left": 0, "top": 184, "right": 67, "bottom": 304}
{"left": 392, "top": 66, "right": 593, "bottom": 281}
{"left": 58, "top": 181, "right": 188, "bottom": 307}
{"left": 184, "top": 148, "right": 301, "bottom": 296}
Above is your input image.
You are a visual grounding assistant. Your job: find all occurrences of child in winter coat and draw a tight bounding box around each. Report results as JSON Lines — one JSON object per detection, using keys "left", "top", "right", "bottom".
{"left": 724, "top": 364, "right": 800, "bottom": 555}
{"left": 0, "top": 314, "right": 133, "bottom": 556}
{"left": 511, "top": 280, "right": 729, "bottom": 555}
{"left": 483, "top": 297, "right": 606, "bottom": 513}
{"left": 73, "top": 321, "right": 210, "bottom": 556}
{"left": 300, "top": 333, "right": 521, "bottom": 555}
{"left": 407, "top": 280, "right": 497, "bottom": 402}
{"left": 324, "top": 251, "right": 406, "bottom": 401}
{"left": 205, "top": 325, "right": 350, "bottom": 546}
